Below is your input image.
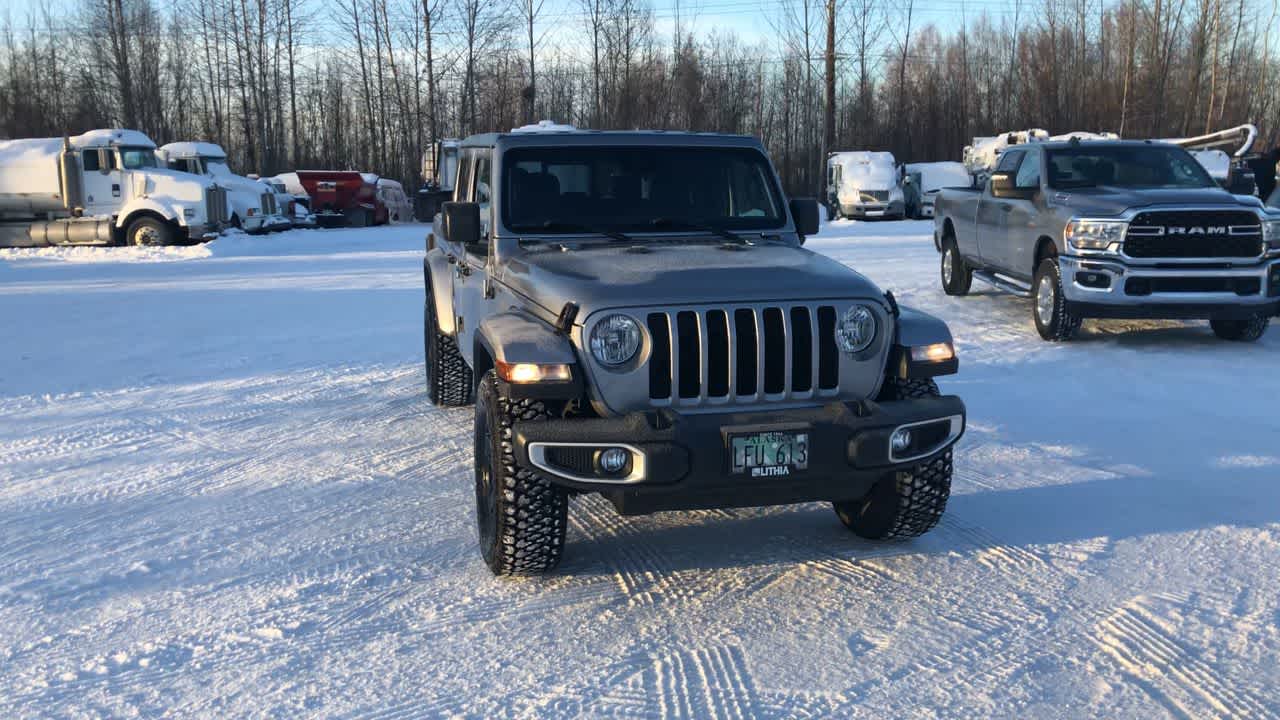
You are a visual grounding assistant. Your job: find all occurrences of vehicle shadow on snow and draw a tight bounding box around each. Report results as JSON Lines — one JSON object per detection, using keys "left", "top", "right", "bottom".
{"left": 559, "top": 462, "right": 1280, "bottom": 577}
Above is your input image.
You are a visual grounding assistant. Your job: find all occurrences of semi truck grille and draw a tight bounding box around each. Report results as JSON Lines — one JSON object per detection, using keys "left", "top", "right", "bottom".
{"left": 261, "top": 193, "right": 276, "bottom": 216}
{"left": 646, "top": 305, "right": 841, "bottom": 405}
{"left": 205, "top": 187, "right": 229, "bottom": 225}
{"left": 1125, "top": 211, "right": 1262, "bottom": 258}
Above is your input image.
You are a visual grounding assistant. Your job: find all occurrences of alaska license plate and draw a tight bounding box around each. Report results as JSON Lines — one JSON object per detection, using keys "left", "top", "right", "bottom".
{"left": 730, "top": 431, "right": 809, "bottom": 477}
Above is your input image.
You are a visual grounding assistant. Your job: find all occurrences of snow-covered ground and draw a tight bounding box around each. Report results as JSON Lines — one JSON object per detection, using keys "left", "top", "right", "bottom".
{"left": 2, "top": 222, "right": 1278, "bottom": 718}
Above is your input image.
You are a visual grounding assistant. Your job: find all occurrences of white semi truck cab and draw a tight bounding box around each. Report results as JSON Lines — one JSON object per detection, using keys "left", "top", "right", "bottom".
{"left": 0, "top": 128, "right": 228, "bottom": 247}
{"left": 156, "top": 142, "right": 289, "bottom": 233}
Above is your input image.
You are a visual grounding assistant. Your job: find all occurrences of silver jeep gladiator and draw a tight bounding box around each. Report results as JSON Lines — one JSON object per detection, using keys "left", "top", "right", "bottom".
{"left": 934, "top": 139, "right": 1280, "bottom": 341}
{"left": 423, "top": 129, "right": 966, "bottom": 576}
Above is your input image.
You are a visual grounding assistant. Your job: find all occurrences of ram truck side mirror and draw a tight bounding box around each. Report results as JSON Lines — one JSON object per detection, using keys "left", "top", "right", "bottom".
{"left": 441, "top": 201, "right": 482, "bottom": 251}
{"left": 1227, "top": 171, "right": 1256, "bottom": 196}
{"left": 990, "top": 172, "right": 1036, "bottom": 200}
{"left": 790, "top": 197, "right": 820, "bottom": 242}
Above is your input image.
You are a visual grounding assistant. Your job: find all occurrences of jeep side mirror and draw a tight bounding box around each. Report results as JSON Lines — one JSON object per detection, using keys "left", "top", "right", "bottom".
{"left": 441, "top": 201, "right": 481, "bottom": 249}
{"left": 790, "top": 197, "right": 820, "bottom": 241}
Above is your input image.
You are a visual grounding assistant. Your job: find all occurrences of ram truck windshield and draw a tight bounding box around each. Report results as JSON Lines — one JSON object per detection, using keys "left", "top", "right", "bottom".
{"left": 1045, "top": 145, "right": 1216, "bottom": 190}
{"left": 502, "top": 146, "right": 786, "bottom": 235}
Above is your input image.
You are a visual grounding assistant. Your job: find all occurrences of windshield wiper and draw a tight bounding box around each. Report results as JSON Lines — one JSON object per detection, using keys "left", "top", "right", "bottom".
{"left": 529, "top": 220, "right": 636, "bottom": 244}
{"left": 650, "top": 217, "right": 747, "bottom": 244}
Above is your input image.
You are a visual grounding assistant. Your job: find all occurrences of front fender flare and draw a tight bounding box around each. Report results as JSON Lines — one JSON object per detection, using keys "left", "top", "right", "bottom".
{"left": 890, "top": 306, "right": 958, "bottom": 378}
{"left": 476, "top": 311, "right": 582, "bottom": 399}
{"left": 424, "top": 247, "right": 456, "bottom": 335}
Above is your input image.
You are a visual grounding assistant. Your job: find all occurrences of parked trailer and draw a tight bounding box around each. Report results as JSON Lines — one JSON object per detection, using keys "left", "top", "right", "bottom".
{"left": 296, "top": 171, "right": 388, "bottom": 228}
{"left": 0, "top": 129, "right": 226, "bottom": 248}
{"left": 157, "top": 142, "right": 289, "bottom": 233}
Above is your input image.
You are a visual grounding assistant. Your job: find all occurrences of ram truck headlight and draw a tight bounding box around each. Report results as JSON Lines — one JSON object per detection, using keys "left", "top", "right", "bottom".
{"left": 1065, "top": 219, "right": 1126, "bottom": 252}
{"left": 590, "top": 314, "right": 642, "bottom": 366}
{"left": 1263, "top": 219, "right": 1280, "bottom": 253}
{"left": 836, "top": 305, "right": 877, "bottom": 354}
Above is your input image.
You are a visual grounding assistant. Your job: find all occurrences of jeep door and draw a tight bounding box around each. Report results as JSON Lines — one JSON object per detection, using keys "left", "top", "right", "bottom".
{"left": 450, "top": 146, "right": 495, "bottom": 364}
{"left": 976, "top": 149, "right": 1024, "bottom": 273}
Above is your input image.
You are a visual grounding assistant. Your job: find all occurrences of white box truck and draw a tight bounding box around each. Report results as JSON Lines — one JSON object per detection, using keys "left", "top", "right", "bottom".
{"left": 156, "top": 142, "right": 289, "bottom": 233}
{"left": 0, "top": 129, "right": 227, "bottom": 247}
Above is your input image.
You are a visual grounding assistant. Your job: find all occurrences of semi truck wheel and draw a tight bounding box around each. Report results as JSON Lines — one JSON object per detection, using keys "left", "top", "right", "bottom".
{"left": 424, "top": 296, "right": 474, "bottom": 406}
{"left": 940, "top": 238, "right": 973, "bottom": 296}
{"left": 474, "top": 371, "right": 567, "bottom": 576}
{"left": 1032, "top": 258, "right": 1082, "bottom": 341}
{"left": 833, "top": 378, "right": 952, "bottom": 540}
{"left": 1210, "top": 313, "right": 1270, "bottom": 342}
{"left": 126, "top": 217, "right": 174, "bottom": 247}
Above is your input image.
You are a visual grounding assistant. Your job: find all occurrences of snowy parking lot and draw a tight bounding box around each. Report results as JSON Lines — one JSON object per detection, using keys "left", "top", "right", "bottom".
{"left": 2, "top": 222, "right": 1278, "bottom": 718}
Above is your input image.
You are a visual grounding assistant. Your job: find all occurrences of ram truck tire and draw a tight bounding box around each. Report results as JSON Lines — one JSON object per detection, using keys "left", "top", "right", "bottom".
{"left": 940, "top": 237, "right": 973, "bottom": 296}
{"left": 474, "top": 371, "right": 568, "bottom": 576}
{"left": 126, "top": 217, "right": 175, "bottom": 247}
{"left": 424, "top": 297, "right": 474, "bottom": 406}
{"left": 1032, "top": 257, "right": 1082, "bottom": 341}
{"left": 833, "top": 378, "right": 953, "bottom": 540}
{"left": 1210, "top": 313, "right": 1270, "bottom": 342}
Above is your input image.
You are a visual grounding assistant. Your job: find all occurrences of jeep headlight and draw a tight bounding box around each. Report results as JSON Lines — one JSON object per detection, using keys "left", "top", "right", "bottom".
{"left": 1263, "top": 218, "right": 1280, "bottom": 252}
{"left": 1065, "top": 219, "right": 1126, "bottom": 252}
{"left": 590, "top": 314, "right": 642, "bottom": 366}
{"left": 836, "top": 305, "right": 877, "bottom": 354}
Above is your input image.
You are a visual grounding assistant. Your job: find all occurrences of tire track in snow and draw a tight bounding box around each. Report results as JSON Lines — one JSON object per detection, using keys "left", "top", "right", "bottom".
{"left": 1091, "top": 597, "right": 1277, "bottom": 720}
{"left": 568, "top": 495, "right": 702, "bottom": 606}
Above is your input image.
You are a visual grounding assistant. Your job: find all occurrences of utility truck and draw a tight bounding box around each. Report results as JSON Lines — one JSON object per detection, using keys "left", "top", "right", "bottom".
{"left": 826, "top": 151, "right": 905, "bottom": 219}
{"left": 0, "top": 129, "right": 227, "bottom": 247}
{"left": 157, "top": 142, "right": 289, "bottom": 233}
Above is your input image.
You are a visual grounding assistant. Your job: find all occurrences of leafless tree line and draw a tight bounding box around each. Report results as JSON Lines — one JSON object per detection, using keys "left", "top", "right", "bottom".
{"left": 1, "top": 0, "right": 1277, "bottom": 193}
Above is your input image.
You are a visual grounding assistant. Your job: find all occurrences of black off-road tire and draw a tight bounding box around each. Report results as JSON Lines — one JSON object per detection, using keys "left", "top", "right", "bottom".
{"left": 1032, "top": 257, "right": 1083, "bottom": 341}
{"left": 833, "top": 377, "right": 952, "bottom": 540}
{"left": 940, "top": 237, "right": 973, "bottom": 296}
{"left": 424, "top": 295, "right": 473, "bottom": 406}
{"left": 126, "top": 216, "right": 175, "bottom": 247}
{"left": 474, "top": 371, "right": 568, "bottom": 576}
{"left": 1210, "top": 313, "right": 1270, "bottom": 342}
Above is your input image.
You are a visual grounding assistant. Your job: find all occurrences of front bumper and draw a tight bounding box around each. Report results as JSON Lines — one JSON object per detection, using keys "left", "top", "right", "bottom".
{"left": 512, "top": 396, "right": 965, "bottom": 515}
{"left": 184, "top": 223, "right": 220, "bottom": 243}
{"left": 839, "top": 201, "right": 905, "bottom": 219}
{"left": 1059, "top": 255, "right": 1280, "bottom": 317}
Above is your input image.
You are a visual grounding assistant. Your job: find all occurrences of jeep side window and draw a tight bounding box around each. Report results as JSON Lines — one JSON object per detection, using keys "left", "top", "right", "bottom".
{"left": 1015, "top": 151, "right": 1041, "bottom": 189}
{"left": 455, "top": 151, "right": 473, "bottom": 203}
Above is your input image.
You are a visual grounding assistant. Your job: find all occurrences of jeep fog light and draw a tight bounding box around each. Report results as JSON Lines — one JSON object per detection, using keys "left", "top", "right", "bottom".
{"left": 890, "top": 428, "right": 913, "bottom": 454}
{"left": 836, "top": 305, "right": 877, "bottom": 353}
{"left": 496, "top": 361, "right": 571, "bottom": 384}
{"left": 597, "top": 448, "right": 629, "bottom": 474}
{"left": 590, "top": 314, "right": 642, "bottom": 366}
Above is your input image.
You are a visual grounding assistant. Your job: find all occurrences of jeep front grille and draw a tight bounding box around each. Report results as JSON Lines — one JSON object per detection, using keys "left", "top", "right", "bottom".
{"left": 646, "top": 305, "right": 841, "bottom": 406}
{"left": 1125, "top": 210, "right": 1262, "bottom": 259}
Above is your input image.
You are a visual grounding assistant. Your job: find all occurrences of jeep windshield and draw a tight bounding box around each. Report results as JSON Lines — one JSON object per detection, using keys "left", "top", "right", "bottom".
{"left": 502, "top": 146, "right": 786, "bottom": 236}
{"left": 1046, "top": 145, "right": 1216, "bottom": 190}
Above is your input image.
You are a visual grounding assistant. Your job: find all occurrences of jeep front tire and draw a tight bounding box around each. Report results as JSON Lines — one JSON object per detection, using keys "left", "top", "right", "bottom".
{"left": 474, "top": 371, "right": 568, "bottom": 576}
{"left": 424, "top": 296, "right": 473, "bottom": 406}
{"left": 833, "top": 378, "right": 952, "bottom": 540}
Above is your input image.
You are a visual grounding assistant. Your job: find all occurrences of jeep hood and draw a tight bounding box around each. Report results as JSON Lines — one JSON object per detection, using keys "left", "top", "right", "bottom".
{"left": 1050, "top": 186, "right": 1258, "bottom": 217}
{"left": 502, "top": 241, "right": 886, "bottom": 317}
